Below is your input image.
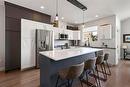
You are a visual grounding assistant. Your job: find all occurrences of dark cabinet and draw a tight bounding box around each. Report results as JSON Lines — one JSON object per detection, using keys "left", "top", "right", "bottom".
{"left": 6, "top": 17, "right": 21, "bottom": 31}
{"left": 5, "top": 1, "right": 51, "bottom": 72}
{"left": 5, "top": 31, "right": 21, "bottom": 71}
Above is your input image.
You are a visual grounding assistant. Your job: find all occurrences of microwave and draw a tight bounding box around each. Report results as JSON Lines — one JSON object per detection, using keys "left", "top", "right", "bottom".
{"left": 59, "top": 33, "right": 68, "bottom": 40}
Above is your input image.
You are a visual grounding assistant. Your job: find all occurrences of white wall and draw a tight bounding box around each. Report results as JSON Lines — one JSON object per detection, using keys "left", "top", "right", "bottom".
{"left": 116, "top": 16, "right": 121, "bottom": 62}
{"left": 121, "top": 18, "right": 130, "bottom": 58}
{"left": 79, "top": 15, "right": 116, "bottom": 48}
{"left": 79, "top": 15, "right": 121, "bottom": 65}
{"left": 0, "top": 0, "right": 5, "bottom": 71}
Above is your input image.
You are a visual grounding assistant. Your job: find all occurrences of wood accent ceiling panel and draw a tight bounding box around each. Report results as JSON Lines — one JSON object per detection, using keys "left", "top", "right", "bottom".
{"left": 5, "top": 2, "right": 51, "bottom": 24}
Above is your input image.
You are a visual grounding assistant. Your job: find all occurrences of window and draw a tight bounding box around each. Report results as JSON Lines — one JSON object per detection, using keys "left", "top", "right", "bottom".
{"left": 83, "top": 26, "right": 98, "bottom": 41}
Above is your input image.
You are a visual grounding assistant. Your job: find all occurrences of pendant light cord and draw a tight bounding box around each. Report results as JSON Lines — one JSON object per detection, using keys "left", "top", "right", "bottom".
{"left": 56, "top": 0, "right": 58, "bottom": 16}
{"left": 83, "top": 10, "right": 85, "bottom": 25}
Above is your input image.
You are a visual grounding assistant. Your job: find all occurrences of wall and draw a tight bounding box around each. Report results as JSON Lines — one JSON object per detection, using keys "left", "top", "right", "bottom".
{"left": 0, "top": 0, "right": 5, "bottom": 71}
{"left": 79, "top": 15, "right": 116, "bottom": 48}
{"left": 121, "top": 17, "right": 130, "bottom": 58}
{"left": 79, "top": 15, "right": 121, "bottom": 65}
{"left": 116, "top": 16, "right": 121, "bottom": 61}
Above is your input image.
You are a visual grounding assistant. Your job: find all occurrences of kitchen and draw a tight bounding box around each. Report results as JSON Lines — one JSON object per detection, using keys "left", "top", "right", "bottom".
{"left": 0, "top": 0, "right": 130, "bottom": 87}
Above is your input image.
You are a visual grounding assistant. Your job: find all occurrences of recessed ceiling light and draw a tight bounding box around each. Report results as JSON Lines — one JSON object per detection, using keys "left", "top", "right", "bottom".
{"left": 61, "top": 17, "right": 64, "bottom": 20}
{"left": 95, "top": 15, "right": 99, "bottom": 17}
{"left": 75, "top": 21, "right": 78, "bottom": 23}
{"left": 40, "top": 6, "right": 44, "bottom": 9}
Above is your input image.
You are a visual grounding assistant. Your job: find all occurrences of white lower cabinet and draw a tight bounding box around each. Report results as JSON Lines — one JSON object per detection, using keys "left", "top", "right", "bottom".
{"left": 21, "top": 39, "right": 35, "bottom": 70}
{"left": 21, "top": 19, "right": 37, "bottom": 39}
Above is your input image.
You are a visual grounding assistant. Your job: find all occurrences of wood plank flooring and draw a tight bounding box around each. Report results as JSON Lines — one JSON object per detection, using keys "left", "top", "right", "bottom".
{"left": 0, "top": 60, "right": 130, "bottom": 87}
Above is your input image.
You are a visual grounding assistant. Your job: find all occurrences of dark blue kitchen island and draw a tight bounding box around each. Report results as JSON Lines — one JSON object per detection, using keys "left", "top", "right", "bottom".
{"left": 39, "top": 47, "right": 103, "bottom": 87}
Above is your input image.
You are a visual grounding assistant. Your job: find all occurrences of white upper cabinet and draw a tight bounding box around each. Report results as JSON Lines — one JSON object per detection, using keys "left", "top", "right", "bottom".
{"left": 53, "top": 28, "right": 76, "bottom": 40}
{"left": 98, "top": 24, "right": 112, "bottom": 39}
{"left": 36, "top": 21, "right": 53, "bottom": 30}
{"left": 36, "top": 22, "right": 44, "bottom": 29}
{"left": 21, "top": 19, "right": 37, "bottom": 39}
{"left": 66, "top": 30, "right": 73, "bottom": 40}
{"left": 73, "top": 31, "right": 81, "bottom": 40}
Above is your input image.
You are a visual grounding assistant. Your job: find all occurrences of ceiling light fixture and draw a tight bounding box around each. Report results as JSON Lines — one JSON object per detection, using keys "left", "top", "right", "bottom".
{"left": 82, "top": 10, "right": 85, "bottom": 28}
{"left": 55, "top": 0, "right": 59, "bottom": 21}
{"left": 40, "top": 6, "right": 44, "bottom": 9}
{"left": 53, "top": 0, "right": 59, "bottom": 27}
{"left": 75, "top": 21, "right": 78, "bottom": 23}
{"left": 95, "top": 15, "right": 99, "bottom": 18}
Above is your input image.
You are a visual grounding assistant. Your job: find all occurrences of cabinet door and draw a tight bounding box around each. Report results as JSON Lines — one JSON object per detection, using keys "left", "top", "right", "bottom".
{"left": 5, "top": 31, "right": 21, "bottom": 71}
{"left": 21, "top": 19, "right": 37, "bottom": 39}
{"left": 36, "top": 22, "right": 45, "bottom": 29}
{"left": 73, "top": 31, "right": 81, "bottom": 40}
{"left": 21, "top": 39, "right": 35, "bottom": 70}
{"left": 53, "top": 28, "right": 59, "bottom": 39}
{"left": 67, "top": 30, "right": 73, "bottom": 40}
{"left": 44, "top": 23, "right": 53, "bottom": 30}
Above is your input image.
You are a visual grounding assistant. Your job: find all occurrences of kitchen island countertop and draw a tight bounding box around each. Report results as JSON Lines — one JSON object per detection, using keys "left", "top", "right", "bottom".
{"left": 39, "top": 47, "right": 103, "bottom": 61}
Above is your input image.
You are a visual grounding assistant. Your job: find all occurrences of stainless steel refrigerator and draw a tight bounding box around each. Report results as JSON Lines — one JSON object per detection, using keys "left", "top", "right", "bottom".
{"left": 36, "top": 29, "right": 53, "bottom": 68}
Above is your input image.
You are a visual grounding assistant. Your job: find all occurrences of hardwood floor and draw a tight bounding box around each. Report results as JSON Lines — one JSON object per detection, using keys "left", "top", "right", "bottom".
{"left": 0, "top": 60, "right": 130, "bottom": 87}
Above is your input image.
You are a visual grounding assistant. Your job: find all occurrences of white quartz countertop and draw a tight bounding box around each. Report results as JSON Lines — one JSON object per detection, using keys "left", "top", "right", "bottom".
{"left": 39, "top": 47, "right": 103, "bottom": 61}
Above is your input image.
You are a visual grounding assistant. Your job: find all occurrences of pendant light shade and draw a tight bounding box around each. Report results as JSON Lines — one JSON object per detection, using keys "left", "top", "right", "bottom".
{"left": 53, "top": 0, "right": 59, "bottom": 27}
{"left": 55, "top": 0, "right": 59, "bottom": 21}
{"left": 55, "top": 13, "right": 59, "bottom": 21}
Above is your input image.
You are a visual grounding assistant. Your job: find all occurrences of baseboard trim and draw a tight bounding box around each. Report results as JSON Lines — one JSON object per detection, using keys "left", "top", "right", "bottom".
{"left": 21, "top": 66, "right": 36, "bottom": 71}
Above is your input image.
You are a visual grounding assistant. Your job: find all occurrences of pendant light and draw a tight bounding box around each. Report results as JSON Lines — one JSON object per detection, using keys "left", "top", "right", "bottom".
{"left": 55, "top": 0, "right": 59, "bottom": 21}
{"left": 82, "top": 10, "right": 85, "bottom": 28}
{"left": 53, "top": 0, "right": 59, "bottom": 27}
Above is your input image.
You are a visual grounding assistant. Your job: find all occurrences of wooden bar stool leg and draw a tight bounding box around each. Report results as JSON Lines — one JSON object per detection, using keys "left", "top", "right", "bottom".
{"left": 96, "top": 66, "right": 101, "bottom": 87}
{"left": 101, "top": 64, "right": 107, "bottom": 80}
{"left": 102, "top": 63, "right": 108, "bottom": 80}
{"left": 106, "top": 61, "right": 111, "bottom": 75}
{"left": 79, "top": 78, "right": 84, "bottom": 87}
{"left": 92, "top": 69, "right": 98, "bottom": 87}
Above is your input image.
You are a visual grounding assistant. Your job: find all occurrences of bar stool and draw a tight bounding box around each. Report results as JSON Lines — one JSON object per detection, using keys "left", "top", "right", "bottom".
{"left": 95, "top": 55, "right": 106, "bottom": 87}
{"left": 103, "top": 53, "right": 111, "bottom": 76}
{"left": 55, "top": 62, "right": 84, "bottom": 87}
{"left": 84, "top": 59, "right": 99, "bottom": 87}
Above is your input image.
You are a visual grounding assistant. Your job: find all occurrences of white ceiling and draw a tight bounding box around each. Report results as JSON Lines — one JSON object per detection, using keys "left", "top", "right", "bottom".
{"left": 4, "top": 0, "right": 130, "bottom": 24}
